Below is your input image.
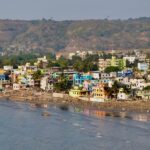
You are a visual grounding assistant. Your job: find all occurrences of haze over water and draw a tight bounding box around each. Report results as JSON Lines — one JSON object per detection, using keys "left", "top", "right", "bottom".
{"left": 0, "top": 100, "right": 150, "bottom": 150}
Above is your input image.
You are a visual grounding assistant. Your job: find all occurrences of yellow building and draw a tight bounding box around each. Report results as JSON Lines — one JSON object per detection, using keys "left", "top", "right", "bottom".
{"left": 92, "top": 83, "right": 108, "bottom": 99}
{"left": 69, "top": 86, "right": 88, "bottom": 98}
{"left": 0, "top": 69, "right": 5, "bottom": 74}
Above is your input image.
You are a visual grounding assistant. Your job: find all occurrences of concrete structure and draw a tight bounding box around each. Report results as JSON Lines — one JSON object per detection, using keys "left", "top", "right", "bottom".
{"left": 130, "top": 79, "right": 145, "bottom": 90}
{"left": 40, "top": 76, "right": 53, "bottom": 91}
{"left": 111, "top": 56, "right": 126, "bottom": 69}
{"left": 13, "top": 83, "right": 20, "bottom": 90}
{"left": 117, "top": 70, "right": 133, "bottom": 77}
{"left": 3, "top": 66, "right": 13, "bottom": 71}
{"left": 69, "top": 50, "right": 94, "bottom": 60}
{"left": 123, "top": 56, "right": 136, "bottom": 64}
{"left": 92, "top": 83, "right": 108, "bottom": 100}
{"left": 143, "top": 90, "right": 150, "bottom": 100}
{"left": 36, "top": 56, "right": 48, "bottom": 68}
{"left": 138, "top": 63, "right": 149, "bottom": 71}
{"left": 73, "top": 73, "right": 93, "bottom": 85}
{"left": 117, "top": 88, "right": 128, "bottom": 100}
{"left": 99, "top": 59, "right": 111, "bottom": 71}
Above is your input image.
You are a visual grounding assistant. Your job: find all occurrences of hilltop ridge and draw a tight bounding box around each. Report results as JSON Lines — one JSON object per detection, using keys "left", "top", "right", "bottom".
{"left": 0, "top": 17, "right": 150, "bottom": 54}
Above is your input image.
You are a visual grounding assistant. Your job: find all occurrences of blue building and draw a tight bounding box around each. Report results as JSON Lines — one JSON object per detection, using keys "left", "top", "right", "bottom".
{"left": 0, "top": 74, "right": 9, "bottom": 81}
{"left": 73, "top": 73, "right": 93, "bottom": 85}
{"left": 117, "top": 70, "right": 133, "bottom": 77}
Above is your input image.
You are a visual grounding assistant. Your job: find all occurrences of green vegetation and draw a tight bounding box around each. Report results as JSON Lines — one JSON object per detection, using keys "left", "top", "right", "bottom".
{"left": 32, "top": 70, "right": 42, "bottom": 80}
{"left": 0, "top": 18, "right": 150, "bottom": 53}
{"left": 104, "top": 66, "right": 121, "bottom": 73}
{"left": 53, "top": 73, "right": 71, "bottom": 92}
{"left": 0, "top": 51, "right": 99, "bottom": 73}
{"left": 144, "top": 86, "right": 150, "bottom": 90}
{"left": 71, "top": 54, "right": 99, "bottom": 72}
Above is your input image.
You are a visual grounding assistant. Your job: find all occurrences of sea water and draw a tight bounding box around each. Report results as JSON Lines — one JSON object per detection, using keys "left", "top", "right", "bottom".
{"left": 0, "top": 100, "right": 150, "bottom": 150}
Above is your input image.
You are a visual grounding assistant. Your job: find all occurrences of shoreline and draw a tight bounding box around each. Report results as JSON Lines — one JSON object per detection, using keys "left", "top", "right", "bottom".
{"left": 0, "top": 90, "right": 150, "bottom": 113}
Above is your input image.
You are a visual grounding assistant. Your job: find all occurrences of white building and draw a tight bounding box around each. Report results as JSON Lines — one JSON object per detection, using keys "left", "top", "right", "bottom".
{"left": 130, "top": 78, "right": 145, "bottom": 90}
{"left": 13, "top": 83, "right": 20, "bottom": 90}
{"left": 123, "top": 56, "right": 136, "bottom": 64}
{"left": 99, "top": 59, "right": 111, "bottom": 71}
{"left": 69, "top": 53, "right": 76, "bottom": 59}
{"left": 117, "top": 88, "right": 128, "bottom": 100}
{"left": 40, "top": 76, "right": 53, "bottom": 91}
{"left": 40, "top": 77, "right": 48, "bottom": 91}
{"left": 37, "top": 56, "right": 48, "bottom": 63}
{"left": 138, "top": 63, "right": 149, "bottom": 71}
{"left": 3, "top": 66, "right": 13, "bottom": 71}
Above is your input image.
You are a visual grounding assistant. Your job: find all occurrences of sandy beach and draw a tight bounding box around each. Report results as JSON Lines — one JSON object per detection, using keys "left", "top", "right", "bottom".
{"left": 0, "top": 89, "right": 150, "bottom": 113}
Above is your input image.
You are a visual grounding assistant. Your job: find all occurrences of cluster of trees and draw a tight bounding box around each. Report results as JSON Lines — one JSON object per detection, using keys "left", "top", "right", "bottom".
{"left": 0, "top": 52, "right": 55, "bottom": 68}
{"left": 48, "top": 54, "right": 99, "bottom": 72}
{"left": 105, "top": 81, "right": 131, "bottom": 98}
{"left": 104, "top": 66, "right": 121, "bottom": 73}
{"left": 0, "top": 50, "right": 100, "bottom": 73}
{"left": 71, "top": 54, "right": 99, "bottom": 72}
{"left": 0, "top": 53, "right": 37, "bottom": 68}
{"left": 53, "top": 73, "right": 72, "bottom": 92}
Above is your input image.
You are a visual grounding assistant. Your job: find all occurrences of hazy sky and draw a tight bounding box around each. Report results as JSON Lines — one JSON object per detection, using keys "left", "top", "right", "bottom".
{"left": 0, "top": 0, "right": 149, "bottom": 20}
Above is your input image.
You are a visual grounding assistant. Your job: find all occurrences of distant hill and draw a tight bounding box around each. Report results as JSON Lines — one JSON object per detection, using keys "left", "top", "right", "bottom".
{"left": 0, "top": 17, "right": 150, "bottom": 54}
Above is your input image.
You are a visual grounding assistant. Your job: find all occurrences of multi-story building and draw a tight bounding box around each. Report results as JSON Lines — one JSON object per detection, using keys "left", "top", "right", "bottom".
{"left": 138, "top": 63, "right": 149, "bottom": 71}
{"left": 117, "top": 88, "right": 128, "bottom": 100}
{"left": 111, "top": 56, "right": 126, "bottom": 69}
{"left": 99, "top": 59, "right": 111, "bottom": 71}
{"left": 91, "top": 83, "right": 108, "bottom": 101}
{"left": 73, "top": 73, "right": 93, "bottom": 85}
{"left": 123, "top": 56, "right": 136, "bottom": 64}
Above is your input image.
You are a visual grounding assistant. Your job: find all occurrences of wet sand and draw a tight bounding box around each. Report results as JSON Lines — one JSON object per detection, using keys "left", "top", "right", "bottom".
{"left": 0, "top": 89, "right": 150, "bottom": 113}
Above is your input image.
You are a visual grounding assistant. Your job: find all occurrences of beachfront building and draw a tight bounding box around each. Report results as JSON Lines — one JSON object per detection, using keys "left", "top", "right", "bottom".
{"left": 0, "top": 74, "right": 10, "bottom": 85}
{"left": 26, "top": 75, "right": 34, "bottom": 87}
{"left": 111, "top": 56, "right": 126, "bottom": 69}
{"left": 117, "top": 88, "right": 128, "bottom": 100}
{"left": 13, "top": 83, "right": 20, "bottom": 90}
{"left": 69, "top": 86, "right": 89, "bottom": 98}
{"left": 135, "top": 90, "right": 144, "bottom": 99}
{"left": 40, "top": 76, "right": 53, "bottom": 91}
{"left": 143, "top": 89, "right": 150, "bottom": 100}
{"left": 91, "top": 83, "right": 108, "bottom": 101}
{"left": 0, "top": 69, "right": 5, "bottom": 74}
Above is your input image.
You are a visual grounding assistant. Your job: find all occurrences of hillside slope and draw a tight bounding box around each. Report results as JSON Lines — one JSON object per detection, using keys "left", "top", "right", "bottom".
{"left": 0, "top": 18, "right": 150, "bottom": 54}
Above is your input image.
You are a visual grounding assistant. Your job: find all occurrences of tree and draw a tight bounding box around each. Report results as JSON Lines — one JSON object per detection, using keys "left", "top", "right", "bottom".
{"left": 144, "top": 86, "right": 150, "bottom": 90}
{"left": 53, "top": 74, "right": 71, "bottom": 92}
{"left": 38, "top": 60, "right": 44, "bottom": 69}
{"left": 57, "top": 57, "right": 69, "bottom": 70}
{"left": 104, "top": 66, "right": 121, "bottom": 73}
{"left": 73, "top": 61, "right": 84, "bottom": 72}
{"left": 32, "top": 70, "right": 42, "bottom": 80}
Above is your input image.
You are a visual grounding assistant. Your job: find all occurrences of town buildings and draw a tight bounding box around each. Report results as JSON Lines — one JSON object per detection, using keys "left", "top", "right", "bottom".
{"left": 0, "top": 49, "right": 149, "bottom": 102}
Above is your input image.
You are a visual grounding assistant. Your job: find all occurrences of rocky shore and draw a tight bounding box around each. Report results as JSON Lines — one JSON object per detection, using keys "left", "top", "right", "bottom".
{"left": 0, "top": 89, "right": 150, "bottom": 113}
